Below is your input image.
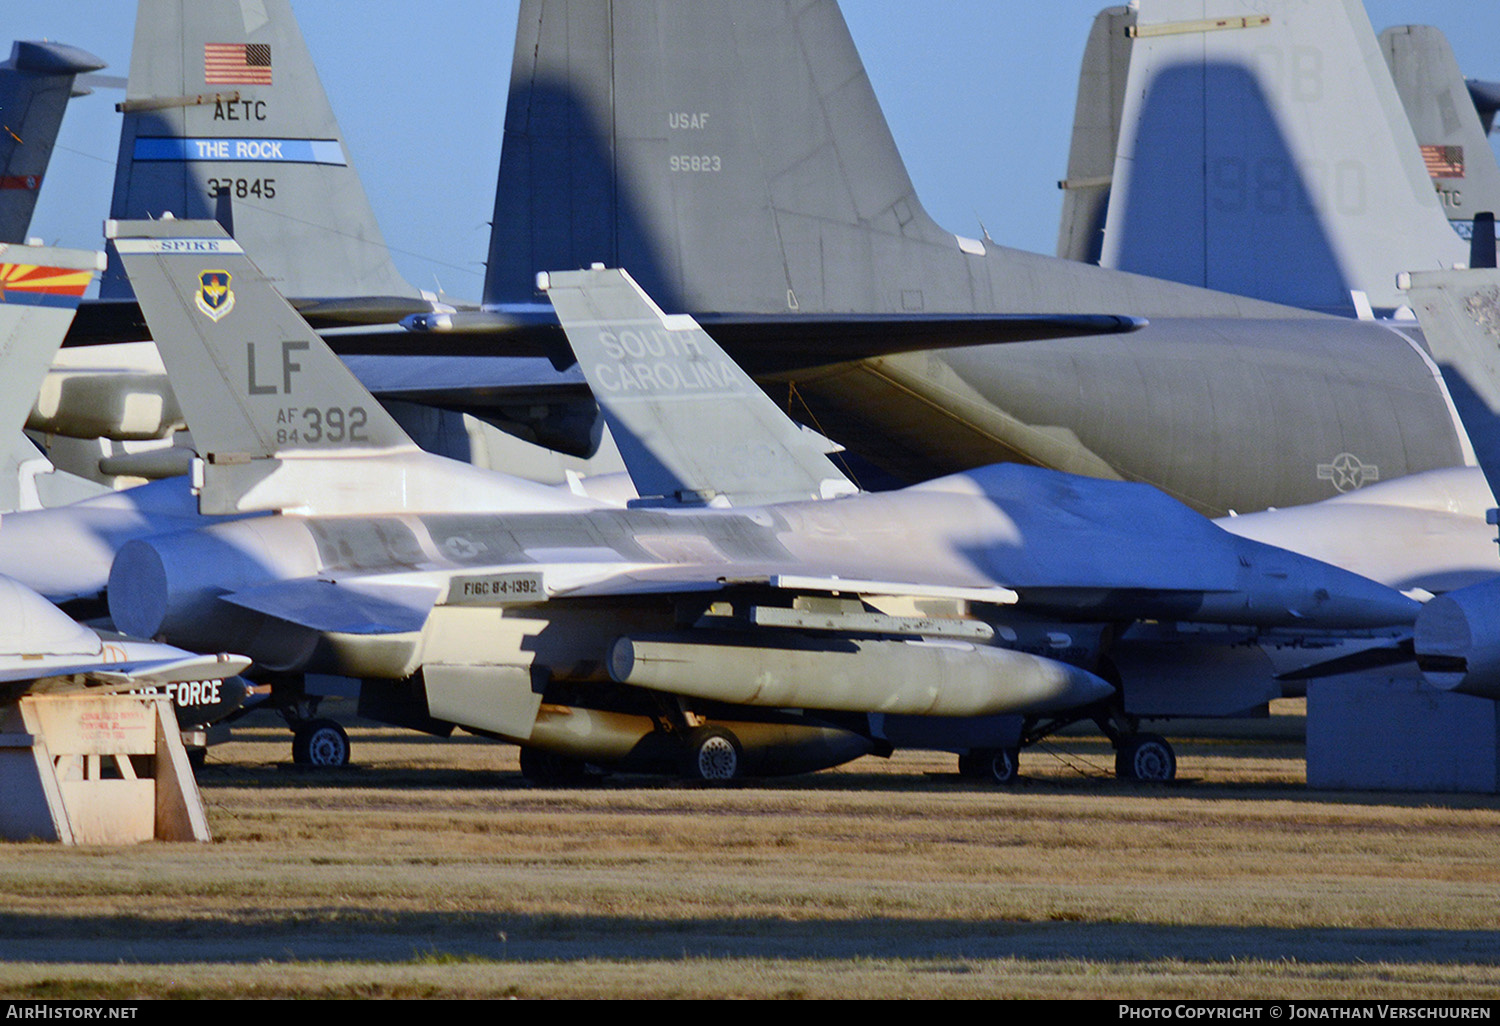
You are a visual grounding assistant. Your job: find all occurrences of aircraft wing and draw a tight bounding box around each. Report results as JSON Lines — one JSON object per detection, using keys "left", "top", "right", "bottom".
{"left": 388, "top": 308, "right": 1149, "bottom": 372}
{"left": 338, "top": 355, "right": 589, "bottom": 406}
{"left": 66, "top": 298, "right": 1148, "bottom": 374}
{"left": 553, "top": 568, "right": 1018, "bottom": 608}
{"left": 213, "top": 560, "right": 1020, "bottom": 636}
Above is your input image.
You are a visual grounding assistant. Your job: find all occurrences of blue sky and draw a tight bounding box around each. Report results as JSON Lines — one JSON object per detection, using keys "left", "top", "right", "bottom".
{"left": 9, "top": 1, "right": 1500, "bottom": 301}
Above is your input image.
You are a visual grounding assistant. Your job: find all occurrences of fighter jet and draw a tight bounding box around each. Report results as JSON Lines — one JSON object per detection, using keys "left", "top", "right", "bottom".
{"left": 97, "top": 218, "right": 1416, "bottom": 781}
{"left": 0, "top": 40, "right": 106, "bottom": 245}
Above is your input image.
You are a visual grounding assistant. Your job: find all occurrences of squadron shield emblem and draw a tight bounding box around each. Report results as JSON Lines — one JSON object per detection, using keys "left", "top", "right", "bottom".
{"left": 195, "top": 270, "right": 235, "bottom": 321}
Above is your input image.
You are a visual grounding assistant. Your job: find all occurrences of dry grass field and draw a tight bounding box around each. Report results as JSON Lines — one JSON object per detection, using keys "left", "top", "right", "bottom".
{"left": 1, "top": 701, "right": 1497, "bottom": 999}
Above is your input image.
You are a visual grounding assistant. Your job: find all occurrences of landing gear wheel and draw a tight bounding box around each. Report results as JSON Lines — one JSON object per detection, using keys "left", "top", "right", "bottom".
{"left": 1115, "top": 733, "right": 1175, "bottom": 782}
{"left": 292, "top": 718, "right": 350, "bottom": 767}
{"left": 519, "top": 746, "right": 590, "bottom": 787}
{"left": 960, "top": 748, "right": 1019, "bottom": 784}
{"left": 682, "top": 726, "right": 742, "bottom": 782}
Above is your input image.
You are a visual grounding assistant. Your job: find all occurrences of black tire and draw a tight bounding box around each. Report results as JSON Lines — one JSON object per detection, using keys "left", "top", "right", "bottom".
{"left": 1115, "top": 733, "right": 1176, "bottom": 782}
{"left": 682, "top": 726, "right": 742, "bottom": 782}
{"left": 963, "top": 747, "right": 1018, "bottom": 784}
{"left": 519, "top": 746, "right": 590, "bottom": 786}
{"left": 292, "top": 718, "right": 350, "bottom": 767}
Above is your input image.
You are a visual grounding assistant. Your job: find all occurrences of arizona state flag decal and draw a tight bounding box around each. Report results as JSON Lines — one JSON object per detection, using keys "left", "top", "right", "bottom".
{"left": 0, "top": 263, "right": 91, "bottom": 308}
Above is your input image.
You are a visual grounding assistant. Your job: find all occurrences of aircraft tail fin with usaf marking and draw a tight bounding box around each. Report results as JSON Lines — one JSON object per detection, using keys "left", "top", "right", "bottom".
{"left": 0, "top": 41, "right": 107, "bottom": 245}
{"left": 103, "top": 0, "right": 422, "bottom": 315}
{"left": 1090, "top": 0, "right": 1465, "bottom": 313}
{"left": 1381, "top": 25, "right": 1500, "bottom": 243}
{"left": 485, "top": 0, "right": 1311, "bottom": 323}
{"left": 541, "top": 267, "right": 854, "bottom": 506}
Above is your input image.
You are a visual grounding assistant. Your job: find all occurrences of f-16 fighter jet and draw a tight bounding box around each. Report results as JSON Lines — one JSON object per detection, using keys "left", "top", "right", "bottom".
{"left": 97, "top": 218, "right": 1416, "bottom": 781}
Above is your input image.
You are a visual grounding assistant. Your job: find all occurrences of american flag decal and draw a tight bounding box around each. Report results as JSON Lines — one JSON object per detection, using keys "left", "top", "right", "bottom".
{"left": 1422, "top": 144, "right": 1465, "bottom": 179}
{"left": 204, "top": 43, "right": 272, "bottom": 85}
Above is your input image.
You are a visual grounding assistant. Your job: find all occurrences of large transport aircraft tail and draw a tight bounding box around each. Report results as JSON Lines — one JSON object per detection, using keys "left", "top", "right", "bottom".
{"left": 542, "top": 266, "right": 854, "bottom": 506}
{"left": 0, "top": 41, "right": 107, "bottom": 245}
{"left": 1080, "top": 0, "right": 1465, "bottom": 314}
{"left": 1381, "top": 25, "right": 1500, "bottom": 242}
{"left": 485, "top": 0, "right": 1312, "bottom": 323}
{"left": 103, "top": 0, "right": 422, "bottom": 314}
{"left": 0, "top": 243, "right": 104, "bottom": 511}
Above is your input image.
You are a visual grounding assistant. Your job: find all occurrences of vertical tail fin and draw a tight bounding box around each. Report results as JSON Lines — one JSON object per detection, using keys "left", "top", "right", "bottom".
{"left": 1380, "top": 25, "right": 1500, "bottom": 243}
{"left": 1096, "top": 0, "right": 1466, "bottom": 313}
{"left": 488, "top": 0, "right": 941, "bottom": 314}
{"left": 542, "top": 266, "right": 853, "bottom": 506}
{"left": 1403, "top": 269, "right": 1500, "bottom": 489}
{"left": 103, "top": 0, "right": 420, "bottom": 306}
{"left": 0, "top": 243, "right": 102, "bottom": 509}
{"left": 1468, "top": 80, "right": 1500, "bottom": 137}
{"left": 107, "top": 218, "right": 416, "bottom": 467}
{"left": 0, "top": 41, "right": 107, "bottom": 244}
{"left": 1056, "top": 6, "right": 1137, "bottom": 264}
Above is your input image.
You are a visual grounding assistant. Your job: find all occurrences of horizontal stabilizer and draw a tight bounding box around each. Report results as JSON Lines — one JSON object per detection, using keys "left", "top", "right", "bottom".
{"left": 542, "top": 267, "right": 855, "bottom": 506}
{"left": 88, "top": 651, "right": 251, "bottom": 686}
{"left": 222, "top": 578, "right": 441, "bottom": 635}
{"left": 395, "top": 307, "right": 1148, "bottom": 372}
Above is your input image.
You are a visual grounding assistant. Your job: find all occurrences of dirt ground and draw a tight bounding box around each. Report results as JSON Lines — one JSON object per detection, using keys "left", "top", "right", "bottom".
{"left": 0, "top": 702, "right": 1497, "bottom": 999}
